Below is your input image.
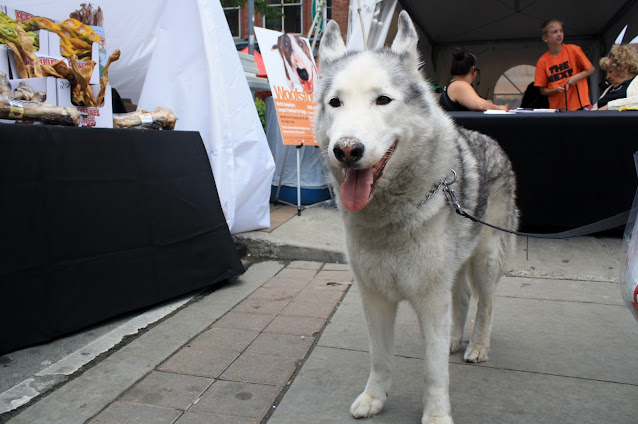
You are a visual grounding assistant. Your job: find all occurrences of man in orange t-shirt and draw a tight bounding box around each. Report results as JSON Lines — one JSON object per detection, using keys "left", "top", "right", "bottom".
{"left": 534, "top": 19, "right": 595, "bottom": 110}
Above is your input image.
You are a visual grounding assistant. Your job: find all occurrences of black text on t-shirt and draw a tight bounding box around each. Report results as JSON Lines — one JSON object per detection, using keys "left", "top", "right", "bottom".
{"left": 547, "top": 61, "right": 574, "bottom": 82}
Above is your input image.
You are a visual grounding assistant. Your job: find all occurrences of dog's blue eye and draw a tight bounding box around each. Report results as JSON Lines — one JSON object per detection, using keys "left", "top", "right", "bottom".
{"left": 376, "top": 96, "right": 392, "bottom": 105}
{"left": 329, "top": 98, "right": 341, "bottom": 108}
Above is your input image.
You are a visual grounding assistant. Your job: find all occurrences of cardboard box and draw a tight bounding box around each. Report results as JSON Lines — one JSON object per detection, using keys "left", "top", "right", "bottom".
{"left": 56, "top": 78, "right": 112, "bottom": 128}
{"left": 33, "top": 29, "right": 49, "bottom": 56}
{"left": 0, "top": 76, "right": 58, "bottom": 125}
{"left": 8, "top": 47, "right": 99, "bottom": 85}
{"left": 0, "top": 46, "right": 9, "bottom": 76}
{"left": 8, "top": 51, "right": 63, "bottom": 80}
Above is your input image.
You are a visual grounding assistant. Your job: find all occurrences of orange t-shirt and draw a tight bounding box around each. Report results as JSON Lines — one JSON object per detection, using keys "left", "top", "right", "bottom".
{"left": 534, "top": 44, "right": 592, "bottom": 110}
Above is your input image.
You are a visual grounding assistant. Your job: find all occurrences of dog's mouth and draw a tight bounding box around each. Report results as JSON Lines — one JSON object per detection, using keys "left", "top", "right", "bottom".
{"left": 340, "top": 141, "right": 397, "bottom": 212}
{"left": 297, "top": 67, "right": 314, "bottom": 93}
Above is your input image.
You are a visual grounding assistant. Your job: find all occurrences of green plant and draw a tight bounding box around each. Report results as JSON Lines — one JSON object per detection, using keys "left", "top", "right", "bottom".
{"left": 255, "top": 97, "right": 266, "bottom": 130}
{"left": 221, "top": 0, "right": 283, "bottom": 20}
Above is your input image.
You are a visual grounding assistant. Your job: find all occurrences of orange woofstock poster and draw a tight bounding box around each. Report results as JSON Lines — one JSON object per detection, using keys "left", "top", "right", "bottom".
{"left": 255, "top": 27, "right": 318, "bottom": 146}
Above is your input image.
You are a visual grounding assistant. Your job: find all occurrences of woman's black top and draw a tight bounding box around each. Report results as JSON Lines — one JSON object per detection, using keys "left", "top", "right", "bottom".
{"left": 597, "top": 76, "right": 635, "bottom": 108}
{"left": 439, "top": 84, "right": 471, "bottom": 112}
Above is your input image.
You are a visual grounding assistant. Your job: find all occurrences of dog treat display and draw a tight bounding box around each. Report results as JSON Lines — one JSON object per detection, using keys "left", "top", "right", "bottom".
{"left": 2, "top": 24, "right": 45, "bottom": 79}
{"left": 113, "top": 107, "right": 178, "bottom": 130}
{"left": 0, "top": 95, "right": 82, "bottom": 125}
{"left": 0, "top": 75, "right": 46, "bottom": 103}
{"left": 30, "top": 91, "right": 47, "bottom": 102}
{"left": 0, "top": 11, "right": 51, "bottom": 79}
{"left": 68, "top": 54, "right": 96, "bottom": 106}
{"left": 95, "top": 49, "right": 120, "bottom": 107}
{"left": 20, "top": 16, "right": 100, "bottom": 60}
{"left": 0, "top": 10, "right": 101, "bottom": 79}
{"left": 13, "top": 81, "right": 35, "bottom": 100}
{"left": 1, "top": 7, "right": 174, "bottom": 129}
{"left": 70, "top": 3, "right": 104, "bottom": 26}
{"left": 0, "top": 72, "right": 10, "bottom": 97}
{"left": 4, "top": 40, "right": 28, "bottom": 78}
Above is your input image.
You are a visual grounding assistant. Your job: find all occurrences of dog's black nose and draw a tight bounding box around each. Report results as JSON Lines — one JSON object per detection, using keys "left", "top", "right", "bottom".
{"left": 334, "top": 138, "right": 365, "bottom": 165}
{"left": 297, "top": 67, "right": 309, "bottom": 81}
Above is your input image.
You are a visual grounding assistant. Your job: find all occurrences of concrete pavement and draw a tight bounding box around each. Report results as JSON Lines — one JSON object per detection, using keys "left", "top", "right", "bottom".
{"left": 3, "top": 204, "right": 637, "bottom": 423}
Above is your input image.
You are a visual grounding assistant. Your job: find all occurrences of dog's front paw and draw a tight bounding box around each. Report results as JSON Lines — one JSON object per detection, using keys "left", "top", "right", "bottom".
{"left": 422, "top": 414, "right": 454, "bottom": 424}
{"left": 464, "top": 342, "right": 489, "bottom": 363}
{"left": 350, "top": 392, "right": 385, "bottom": 418}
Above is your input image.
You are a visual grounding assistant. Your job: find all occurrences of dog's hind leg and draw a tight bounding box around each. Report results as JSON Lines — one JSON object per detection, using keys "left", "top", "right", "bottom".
{"left": 350, "top": 285, "right": 398, "bottom": 418}
{"left": 450, "top": 264, "right": 472, "bottom": 354}
{"left": 464, "top": 232, "right": 504, "bottom": 363}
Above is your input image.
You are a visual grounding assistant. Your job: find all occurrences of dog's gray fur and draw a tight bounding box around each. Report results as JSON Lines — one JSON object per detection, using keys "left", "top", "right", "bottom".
{"left": 315, "top": 11, "right": 518, "bottom": 424}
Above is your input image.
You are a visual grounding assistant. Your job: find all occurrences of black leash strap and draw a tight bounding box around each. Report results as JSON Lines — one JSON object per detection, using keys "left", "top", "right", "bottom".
{"left": 443, "top": 181, "right": 629, "bottom": 239}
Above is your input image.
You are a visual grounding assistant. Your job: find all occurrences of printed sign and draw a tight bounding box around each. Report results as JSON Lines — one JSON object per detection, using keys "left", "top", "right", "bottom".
{"left": 255, "top": 27, "right": 318, "bottom": 146}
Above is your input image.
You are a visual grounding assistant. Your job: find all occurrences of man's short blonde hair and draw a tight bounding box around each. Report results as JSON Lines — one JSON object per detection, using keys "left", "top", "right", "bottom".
{"left": 538, "top": 19, "right": 563, "bottom": 36}
{"left": 600, "top": 44, "right": 638, "bottom": 74}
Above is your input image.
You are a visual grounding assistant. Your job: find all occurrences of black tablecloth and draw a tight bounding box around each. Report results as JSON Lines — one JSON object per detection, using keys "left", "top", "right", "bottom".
{"left": 0, "top": 124, "right": 245, "bottom": 354}
{"left": 449, "top": 111, "right": 638, "bottom": 234}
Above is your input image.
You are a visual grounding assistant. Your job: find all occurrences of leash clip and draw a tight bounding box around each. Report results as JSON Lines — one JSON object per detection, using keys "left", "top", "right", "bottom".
{"left": 441, "top": 169, "right": 465, "bottom": 216}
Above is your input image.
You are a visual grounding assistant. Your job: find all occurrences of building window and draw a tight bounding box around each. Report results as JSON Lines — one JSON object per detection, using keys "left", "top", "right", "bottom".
{"left": 264, "top": 0, "right": 303, "bottom": 34}
{"left": 223, "top": 6, "right": 241, "bottom": 38}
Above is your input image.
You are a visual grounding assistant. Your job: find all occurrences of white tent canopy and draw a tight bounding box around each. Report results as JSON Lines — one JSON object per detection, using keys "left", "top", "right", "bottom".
{"left": 5, "top": 0, "right": 275, "bottom": 234}
{"left": 347, "top": 0, "right": 398, "bottom": 51}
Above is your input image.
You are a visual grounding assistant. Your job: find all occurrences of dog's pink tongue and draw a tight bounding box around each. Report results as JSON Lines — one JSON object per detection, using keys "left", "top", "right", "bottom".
{"left": 301, "top": 79, "right": 313, "bottom": 93}
{"left": 341, "top": 168, "right": 373, "bottom": 211}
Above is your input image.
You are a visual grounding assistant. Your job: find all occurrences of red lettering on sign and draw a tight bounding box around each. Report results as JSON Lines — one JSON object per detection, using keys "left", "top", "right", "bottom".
{"left": 81, "top": 116, "right": 97, "bottom": 127}
{"left": 14, "top": 10, "right": 35, "bottom": 22}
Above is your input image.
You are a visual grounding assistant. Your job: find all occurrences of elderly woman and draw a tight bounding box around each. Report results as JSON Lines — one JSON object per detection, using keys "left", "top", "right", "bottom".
{"left": 595, "top": 44, "right": 638, "bottom": 110}
{"left": 439, "top": 48, "right": 509, "bottom": 112}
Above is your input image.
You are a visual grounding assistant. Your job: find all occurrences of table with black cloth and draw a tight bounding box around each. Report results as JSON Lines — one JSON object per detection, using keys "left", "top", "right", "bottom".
{"left": 0, "top": 124, "right": 245, "bottom": 355}
{"left": 449, "top": 111, "right": 638, "bottom": 234}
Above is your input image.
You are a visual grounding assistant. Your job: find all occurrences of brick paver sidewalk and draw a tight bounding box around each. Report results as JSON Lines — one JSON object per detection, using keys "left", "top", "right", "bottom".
{"left": 88, "top": 261, "right": 353, "bottom": 424}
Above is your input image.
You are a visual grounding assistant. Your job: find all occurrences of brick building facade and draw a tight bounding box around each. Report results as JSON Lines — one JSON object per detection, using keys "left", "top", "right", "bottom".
{"left": 230, "top": 0, "right": 349, "bottom": 45}
{"left": 329, "top": 0, "right": 349, "bottom": 41}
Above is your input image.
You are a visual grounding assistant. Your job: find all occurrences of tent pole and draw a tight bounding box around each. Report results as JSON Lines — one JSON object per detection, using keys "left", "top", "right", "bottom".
{"left": 296, "top": 144, "right": 302, "bottom": 216}
{"left": 248, "top": 0, "right": 255, "bottom": 54}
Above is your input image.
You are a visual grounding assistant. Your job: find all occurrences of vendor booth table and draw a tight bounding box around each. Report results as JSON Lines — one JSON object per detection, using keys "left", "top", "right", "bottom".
{"left": 0, "top": 124, "right": 245, "bottom": 355}
{"left": 449, "top": 111, "right": 638, "bottom": 234}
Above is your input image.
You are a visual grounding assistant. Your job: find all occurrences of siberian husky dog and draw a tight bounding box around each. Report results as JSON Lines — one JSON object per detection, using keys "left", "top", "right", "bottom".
{"left": 314, "top": 11, "right": 518, "bottom": 424}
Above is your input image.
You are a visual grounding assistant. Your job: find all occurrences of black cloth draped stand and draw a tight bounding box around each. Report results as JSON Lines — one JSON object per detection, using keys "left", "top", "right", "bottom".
{"left": 0, "top": 124, "right": 245, "bottom": 355}
{"left": 449, "top": 111, "right": 638, "bottom": 234}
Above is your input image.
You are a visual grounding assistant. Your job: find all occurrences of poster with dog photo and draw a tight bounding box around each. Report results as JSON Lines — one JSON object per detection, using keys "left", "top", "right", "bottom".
{"left": 254, "top": 27, "right": 318, "bottom": 146}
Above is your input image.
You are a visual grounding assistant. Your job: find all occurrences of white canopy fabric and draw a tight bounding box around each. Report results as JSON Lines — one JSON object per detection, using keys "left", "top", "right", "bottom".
{"left": 5, "top": 0, "right": 275, "bottom": 234}
{"left": 347, "top": 0, "right": 398, "bottom": 51}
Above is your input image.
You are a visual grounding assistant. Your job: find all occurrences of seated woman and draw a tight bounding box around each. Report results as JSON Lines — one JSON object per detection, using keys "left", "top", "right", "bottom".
{"left": 594, "top": 44, "right": 638, "bottom": 110}
{"left": 439, "top": 48, "right": 508, "bottom": 112}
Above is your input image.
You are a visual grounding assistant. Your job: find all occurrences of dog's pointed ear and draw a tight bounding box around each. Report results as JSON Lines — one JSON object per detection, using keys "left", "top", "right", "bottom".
{"left": 391, "top": 11, "right": 419, "bottom": 72}
{"left": 319, "top": 20, "right": 347, "bottom": 65}
{"left": 272, "top": 34, "right": 281, "bottom": 51}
